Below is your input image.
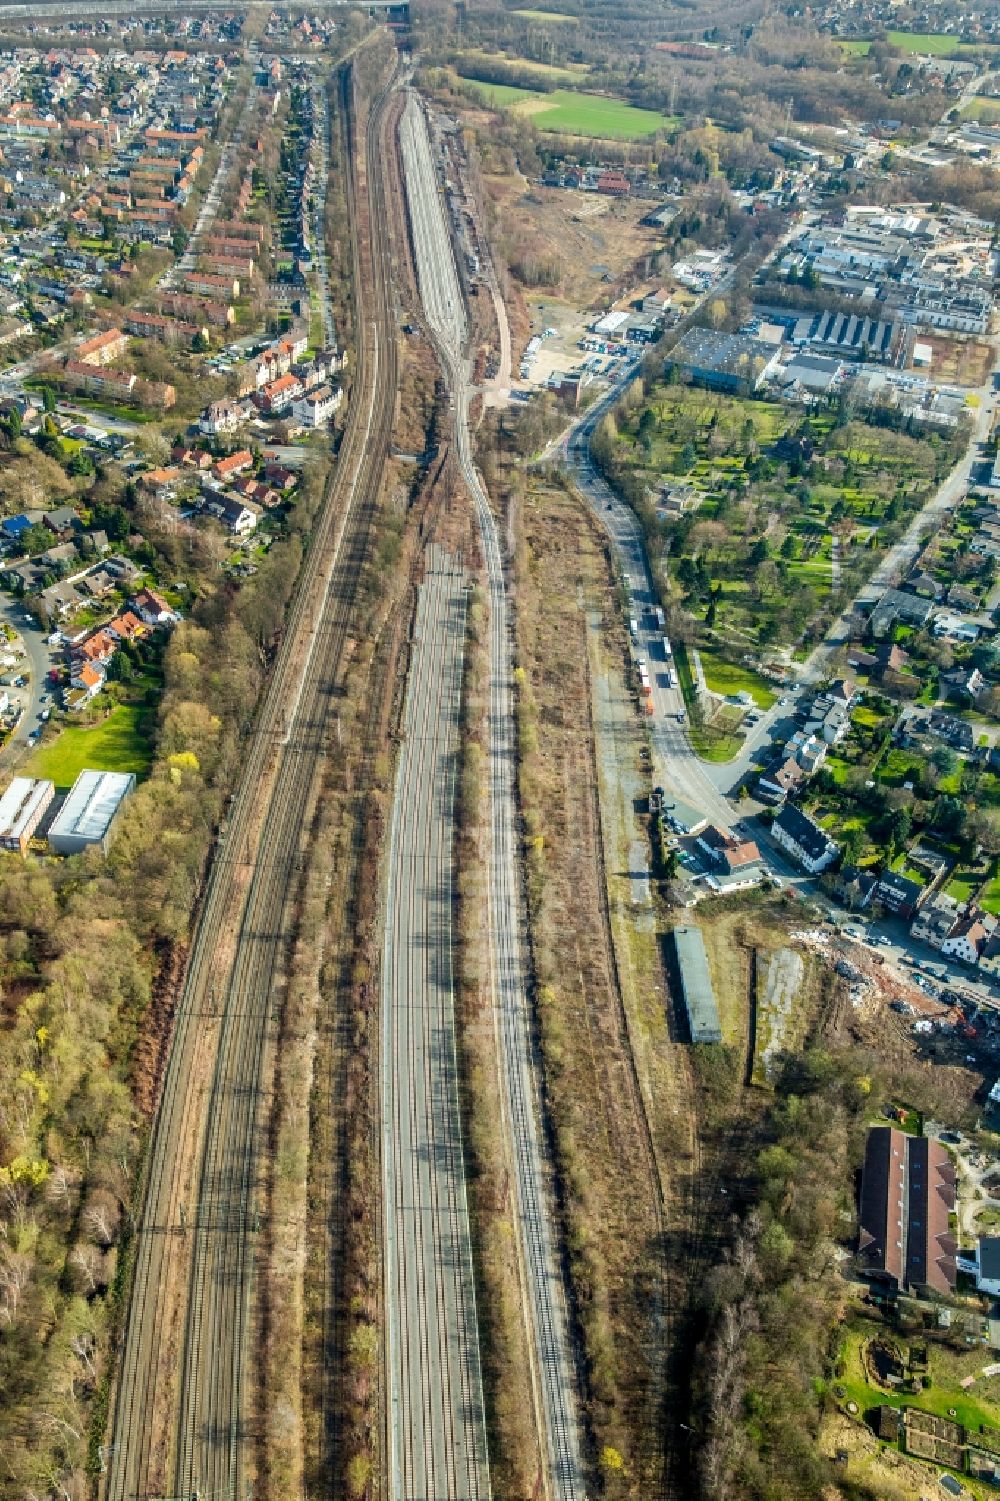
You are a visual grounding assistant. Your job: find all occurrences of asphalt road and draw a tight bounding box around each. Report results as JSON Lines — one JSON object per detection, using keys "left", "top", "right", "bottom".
{"left": 0, "top": 599, "right": 54, "bottom": 757}
{"left": 401, "top": 90, "right": 586, "bottom": 1501}
{"left": 381, "top": 546, "right": 490, "bottom": 1501}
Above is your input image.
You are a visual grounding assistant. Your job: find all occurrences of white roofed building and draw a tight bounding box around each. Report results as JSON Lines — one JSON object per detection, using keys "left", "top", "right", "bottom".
{"left": 47, "top": 770, "right": 136, "bottom": 855}
{"left": 0, "top": 776, "right": 54, "bottom": 854}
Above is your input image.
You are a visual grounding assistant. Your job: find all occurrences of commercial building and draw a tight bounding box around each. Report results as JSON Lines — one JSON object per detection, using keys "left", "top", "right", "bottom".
{"left": 670, "top": 328, "right": 781, "bottom": 393}
{"left": 672, "top": 924, "right": 722, "bottom": 1044}
{"left": 47, "top": 769, "right": 136, "bottom": 855}
{"left": 0, "top": 776, "right": 54, "bottom": 854}
{"left": 857, "top": 1126, "right": 956, "bottom": 1296}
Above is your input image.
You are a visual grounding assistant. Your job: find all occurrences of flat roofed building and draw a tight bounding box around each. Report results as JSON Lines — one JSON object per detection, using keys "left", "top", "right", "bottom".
{"left": 858, "top": 1126, "right": 956, "bottom": 1296}
{"left": 47, "top": 769, "right": 136, "bottom": 856}
{"left": 672, "top": 924, "right": 722, "bottom": 1044}
{"left": 0, "top": 776, "right": 54, "bottom": 854}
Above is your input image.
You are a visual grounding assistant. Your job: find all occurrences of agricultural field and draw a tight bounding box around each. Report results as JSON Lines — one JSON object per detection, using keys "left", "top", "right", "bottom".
{"left": 26, "top": 703, "right": 153, "bottom": 789}
{"left": 459, "top": 78, "right": 675, "bottom": 138}
{"left": 600, "top": 383, "right": 945, "bottom": 653}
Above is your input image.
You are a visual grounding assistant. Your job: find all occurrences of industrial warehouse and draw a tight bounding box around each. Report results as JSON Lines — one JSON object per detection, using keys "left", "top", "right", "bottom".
{"left": 0, "top": 775, "right": 54, "bottom": 854}
{"left": 46, "top": 769, "right": 136, "bottom": 856}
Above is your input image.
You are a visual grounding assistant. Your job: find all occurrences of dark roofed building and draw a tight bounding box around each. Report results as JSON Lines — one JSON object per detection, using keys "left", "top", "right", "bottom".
{"left": 858, "top": 1126, "right": 956, "bottom": 1296}
{"left": 672, "top": 925, "right": 722, "bottom": 1044}
{"left": 771, "top": 802, "right": 839, "bottom": 873}
{"left": 876, "top": 870, "right": 925, "bottom": 921}
{"left": 669, "top": 328, "right": 780, "bottom": 394}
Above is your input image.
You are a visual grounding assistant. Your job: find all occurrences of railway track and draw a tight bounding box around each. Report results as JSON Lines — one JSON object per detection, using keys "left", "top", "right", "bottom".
{"left": 398, "top": 92, "right": 586, "bottom": 1501}
{"left": 102, "top": 57, "right": 399, "bottom": 1501}
{"left": 381, "top": 545, "right": 491, "bottom": 1501}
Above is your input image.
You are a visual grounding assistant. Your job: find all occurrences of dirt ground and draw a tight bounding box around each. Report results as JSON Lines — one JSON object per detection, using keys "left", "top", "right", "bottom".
{"left": 911, "top": 333, "right": 995, "bottom": 388}
{"left": 518, "top": 475, "right": 670, "bottom": 1490}
{"left": 485, "top": 175, "right": 662, "bottom": 311}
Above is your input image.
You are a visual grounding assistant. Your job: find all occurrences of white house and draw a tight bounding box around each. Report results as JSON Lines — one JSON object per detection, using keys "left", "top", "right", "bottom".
{"left": 292, "top": 384, "right": 342, "bottom": 429}
{"left": 941, "top": 913, "right": 995, "bottom": 966}
{"left": 771, "top": 802, "right": 839, "bottom": 874}
{"left": 200, "top": 399, "right": 252, "bottom": 436}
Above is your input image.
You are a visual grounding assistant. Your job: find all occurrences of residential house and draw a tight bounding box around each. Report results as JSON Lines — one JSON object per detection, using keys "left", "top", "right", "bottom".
{"left": 757, "top": 757, "right": 806, "bottom": 803}
{"left": 104, "top": 556, "right": 142, "bottom": 586}
{"left": 131, "top": 587, "right": 176, "bottom": 626}
{"left": 234, "top": 478, "right": 280, "bottom": 508}
{"left": 211, "top": 449, "right": 254, "bottom": 483}
{"left": 1, "top": 510, "right": 45, "bottom": 542}
{"left": 786, "top": 729, "right": 827, "bottom": 775}
{"left": 74, "top": 628, "right": 117, "bottom": 666}
{"left": 974, "top": 1236, "right": 1000, "bottom": 1299}
{"left": 202, "top": 492, "right": 258, "bottom": 535}
{"left": 831, "top": 863, "right": 877, "bottom": 910}
{"left": 39, "top": 581, "right": 82, "bottom": 619}
{"left": 857, "top": 1126, "right": 956, "bottom": 1296}
{"left": 869, "top": 588, "right": 935, "bottom": 637}
{"left": 911, "top": 890, "right": 962, "bottom": 949}
{"left": 941, "top": 911, "right": 996, "bottom": 966}
{"left": 947, "top": 583, "right": 980, "bottom": 612}
{"left": 78, "top": 567, "right": 116, "bottom": 599}
{"left": 43, "top": 505, "right": 78, "bottom": 533}
{"left": 38, "top": 541, "right": 78, "bottom": 571}
{"left": 805, "top": 699, "right": 853, "bottom": 747}
{"left": 259, "top": 372, "right": 302, "bottom": 416}
{"left": 107, "top": 610, "right": 145, "bottom": 643}
{"left": 771, "top": 803, "right": 839, "bottom": 873}
{"left": 941, "top": 666, "right": 987, "bottom": 703}
{"left": 291, "top": 384, "right": 341, "bottom": 428}
{"left": 66, "top": 660, "right": 102, "bottom": 705}
{"left": 141, "top": 466, "right": 185, "bottom": 501}
{"left": 908, "top": 571, "right": 942, "bottom": 600}
{"left": 979, "top": 934, "right": 1000, "bottom": 978}
{"left": 875, "top": 870, "right": 925, "bottom": 921}
{"left": 263, "top": 461, "right": 297, "bottom": 491}
{"left": 695, "top": 825, "right": 764, "bottom": 888}
{"left": 901, "top": 710, "right": 974, "bottom": 756}
{"left": 199, "top": 398, "right": 251, "bottom": 436}
{"left": 74, "top": 327, "right": 128, "bottom": 366}
{"left": 934, "top": 611, "right": 980, "bottom": 642}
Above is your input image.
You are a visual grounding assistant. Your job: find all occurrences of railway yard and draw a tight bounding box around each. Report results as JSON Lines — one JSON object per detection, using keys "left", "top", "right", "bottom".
{"left": 102, "top": 59, "right": 401, "bottom": 1501}
{"left": 7, "top": 6, "right": 1000, "bottom": 1501}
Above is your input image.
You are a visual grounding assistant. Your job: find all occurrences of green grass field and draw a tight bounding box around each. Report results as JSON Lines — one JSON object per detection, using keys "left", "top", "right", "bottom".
{"left": 26, "top": 706, "right": 152, "bottom": 790}
{"left": 460, "top": 78, "right": 673, "bottom": 138}
{"left": 699, "top": 651, "right": 778, "bottom": 709}
{"left": 962, "top": 95, "right": 1000, "bottom": 122}
{"left": 839, "top": 29, "right": 996, "bottom": 56}
{"left": 889, "top": 27, "right": 996, "bottom": 53}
